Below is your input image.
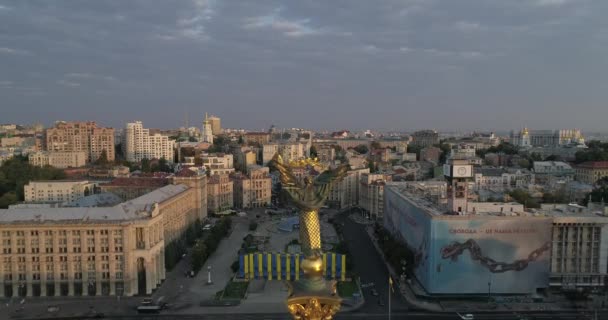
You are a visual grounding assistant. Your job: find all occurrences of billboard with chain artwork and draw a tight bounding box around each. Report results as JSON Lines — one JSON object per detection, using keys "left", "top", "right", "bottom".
{"left": 384, "top": 187, "right": 552, "bottom": 294}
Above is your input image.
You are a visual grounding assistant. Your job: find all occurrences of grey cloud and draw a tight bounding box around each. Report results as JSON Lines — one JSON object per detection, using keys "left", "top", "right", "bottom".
{"left": 1, "top": 0, "right": 608, "bottom": 131}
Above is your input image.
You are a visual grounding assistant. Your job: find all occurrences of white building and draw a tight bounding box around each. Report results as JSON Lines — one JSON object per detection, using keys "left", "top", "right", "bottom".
{"left": 24, "top": 180, "right": 96, "bottom": 204}
{"left": 473, "top": 167, "right": 535, "bottom": 192}
{"left": 200, "top": 153, "right": 234, "bottom": 175}
{"left": 28, "top": 151, "right": 87, "bottom": 169}
{"left": 122, "top": 121, "right": 175, "bottom": 163}
{"left": 201, "top": 113, "right": 213, "bottom": 144}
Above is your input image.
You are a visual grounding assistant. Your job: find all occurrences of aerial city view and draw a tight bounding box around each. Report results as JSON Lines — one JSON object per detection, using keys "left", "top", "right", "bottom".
{"left": 2, "top": 1, "right": 608, "bottom": 320}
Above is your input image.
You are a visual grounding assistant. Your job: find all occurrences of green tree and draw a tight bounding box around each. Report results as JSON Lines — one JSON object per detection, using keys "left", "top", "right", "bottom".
{"left": 238, "top": 135, "right": 244, "bottom": 145}
{"left": 509, "top": 189, "right": 540, "bottom": 208}
{"left": 188, "top": 136, "right": 198, "bottom": 142}
{"left": 309, "top": 145, "right": 318, "bottom": 158}
{"left": 157, "top": 157, "right": 172, "bottom": 173}
{"left": 0, "top": 192, "right": 18, "bottom": 208}
{"left": 353, "top": 144, "right": 369, "bottom": 154}
{"left": 141, "top": 158, "right": 151, "bottom": 173}
{"left": 95, "top": 149, "right": 109, "bottom": 167}
{"left": 370, "top": 141, "right": 381, "bottom": 150}
{"left": 191, "top": 242, "right": 208, "bottom": 272}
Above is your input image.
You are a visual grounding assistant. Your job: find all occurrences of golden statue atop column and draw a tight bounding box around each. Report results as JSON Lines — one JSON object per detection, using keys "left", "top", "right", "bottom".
{"left": 269, "top": 154, "right": 349, "bottom": 320}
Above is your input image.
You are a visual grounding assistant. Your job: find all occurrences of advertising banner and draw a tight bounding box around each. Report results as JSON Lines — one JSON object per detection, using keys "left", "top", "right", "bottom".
{"left": 429, "top": 217, "right": 552, "bottom": 294}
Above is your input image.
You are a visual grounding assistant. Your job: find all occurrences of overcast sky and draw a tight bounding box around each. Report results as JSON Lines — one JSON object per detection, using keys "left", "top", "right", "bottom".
{"left": 1, "top": 0, "right": 608, "bottom": 132}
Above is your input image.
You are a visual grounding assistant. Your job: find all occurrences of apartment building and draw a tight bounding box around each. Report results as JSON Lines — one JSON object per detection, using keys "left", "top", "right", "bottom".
{"left": 45, "top": 121, "right": 115, "bottom": 163}
{"left": 122, "top": 121, "right": 175, "bottom": 163}
{"left": 200, "top": 153, "right": 234, "bottom": 175}
{"left": 262, "top": 142, "right": 306, "bottom": 165}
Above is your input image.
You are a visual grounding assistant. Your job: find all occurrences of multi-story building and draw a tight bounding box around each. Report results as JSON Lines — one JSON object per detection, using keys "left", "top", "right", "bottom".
{"left": 327, "top": 167, "right": 370, "bottom": 209}
{"left": 24, "top": 181, "right": 96, "bottom": 204}
{"left": 28, "top": 151, "right": 87, "bottom": 169}
{"left": 232, "top": 165, "right": 272, "bottom": 209}
{"left": 511, "top": 128, "right": 585, "bottom": 148}
{"left": 45, "top": 121, "right": 115, "bottom": 163}
{"left": 0, "top": 182, "right": 206, "bottom": 298}
{"left": 473, "top": 167, "right": 535, "bottom": 192}
{"left": 200, "top": 153, "right": 234, "bottom": 176}
{"left": 316, "top": 146, "right": 336, "bottom": 163}
{"left": 533, "top": 161, "right": 575, "bottom": 185}
{"left": 359, "top": 173, "right": 392, "bottom": 218}
{"left": 122, "top": 121, "right": 175, "bottom": 163}
{"left": 243, "top": 132, "right": 270, "bottom": 145}
{"left": 233, "top": 149, "right": 257, "bottom": 173}
{"left": 575, "top": 161, "right": 608, "bottom": 185}
{"left": 262, "top": 142, "right": 307, "bottom": 165}
{"left": 207, "top": 174, "right": 233, "bottom": 214}
{"left": 410, "top": 130, "right": 439, "bottom": 148}
{"left": 207, "top": 115, "right": 221, "bottom": 135}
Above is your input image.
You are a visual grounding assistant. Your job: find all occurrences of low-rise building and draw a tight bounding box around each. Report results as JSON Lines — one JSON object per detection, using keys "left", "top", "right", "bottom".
{"left": 533, "top": 161, "right": 575, "bottom": 184}
{"left": 99, "top": 178, "right": 170, "bottom": 201}
{"left": 575, "top": 161, "right": 608, "bottom": 184}
{"left": 24, "top": 180, "right": 96, "bottom": 204}
{"left": 473, "top": 167, "right": 535, "bottom": 191}
{"left": 28, "top": 151, "right": 87, "bottom": 169}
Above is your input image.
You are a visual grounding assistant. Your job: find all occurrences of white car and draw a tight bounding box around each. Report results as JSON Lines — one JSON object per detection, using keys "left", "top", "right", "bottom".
{"left": 457, "top": 313, "right": 474, "bottom": 320}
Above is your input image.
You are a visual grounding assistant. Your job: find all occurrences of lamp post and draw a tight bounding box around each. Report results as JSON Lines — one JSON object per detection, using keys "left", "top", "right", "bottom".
{"left": 488, "top": 272, "right": 492, "bottom": 303}
{"left": 207, "top": 266, "right": 212, "bottom": 285}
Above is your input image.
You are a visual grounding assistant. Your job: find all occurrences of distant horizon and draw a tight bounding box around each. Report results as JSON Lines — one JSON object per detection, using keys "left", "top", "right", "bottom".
{"left": 4, "top": 118, "right": 608, "bottom": 136}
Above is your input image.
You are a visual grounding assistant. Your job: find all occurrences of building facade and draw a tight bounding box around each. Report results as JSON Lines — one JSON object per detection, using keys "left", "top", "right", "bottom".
{"left": 207, "top": 115, "right": 221, "bottom": 135}
{"left": 200, "top": 153, "right": 234, "bottom": 176}
{"left": 243, "top": 132, "right": 270, "bottom": 145}
{"left": 410, "top": 130, "right": 439, "bottom": 148}
{"left": 0, "top": 184, "right": 204, "bottom": 298}
{"left": 28, "top": 151, "right": 87, "bottom": 169}
{"left": 201, "top": 113, "right": 213, "bottom": 144}
{"left": 511, "top": 128, "right": 585, "bottom": 148}
{"left": 575, "top": 161, "right": 608, "bottom": 185}
{"left": 327, "top": 167, "right": 370, "bottom": 209}
{"left": 122, "top": 121, "right": 175, "bottom": 163}
{"left": 45, "top": 121, "right": 115, "bottom": 163}
{"left": 24, "top": 181, "right": 96, "bottom": 204}
{"left": 207, "top": 174, "right": 233, "bottom": 214}
{"left": 359, "top": 173, "right": 392, "bottom": 218}
{"left": 262, "top": 142, "right": 306, "bottom": 165}
{"left": 232, "top": 166, "right": 271, "bottom": 209}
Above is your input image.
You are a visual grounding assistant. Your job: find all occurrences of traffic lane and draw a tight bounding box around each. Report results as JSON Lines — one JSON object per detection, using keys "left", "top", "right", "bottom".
{"left": 335, "top": 214, "right": 407, "bottom": 313}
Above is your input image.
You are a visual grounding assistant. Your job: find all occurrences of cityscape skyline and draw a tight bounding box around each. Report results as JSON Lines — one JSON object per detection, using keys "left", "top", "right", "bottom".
{"left": 2, "top": 1, "right": 608, "bottom": 131}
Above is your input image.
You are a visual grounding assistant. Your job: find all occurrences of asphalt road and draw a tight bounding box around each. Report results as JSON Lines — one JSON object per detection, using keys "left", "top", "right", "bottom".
{"left": 333, "top": 212, "right": 408, "bottom": 314}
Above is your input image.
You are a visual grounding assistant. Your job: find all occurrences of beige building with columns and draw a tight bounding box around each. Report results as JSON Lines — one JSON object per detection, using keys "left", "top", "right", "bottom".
{"left": 207, "top": 174, "right": 233, "bottom": 214}
{"left": 0, "top": 176, "right": 206, "bottom": 298}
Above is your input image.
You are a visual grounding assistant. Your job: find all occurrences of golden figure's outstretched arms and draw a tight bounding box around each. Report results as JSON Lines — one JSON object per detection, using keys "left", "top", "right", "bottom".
{"left": 269, "top": 153, "right": 301, "bottom": 190}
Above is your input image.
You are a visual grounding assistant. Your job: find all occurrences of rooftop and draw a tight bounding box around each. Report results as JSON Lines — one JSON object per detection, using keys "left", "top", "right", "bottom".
{"left": 0, "top": 184, "right": 190, "bottom": 224}
{"left": 576, "top": 161, "right": 608, "bottom": 169}
{"left": 101, "top": 177, "right": 169, "bottom": 188}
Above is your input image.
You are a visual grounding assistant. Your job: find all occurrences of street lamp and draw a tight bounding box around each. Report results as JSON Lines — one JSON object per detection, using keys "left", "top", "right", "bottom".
{"left": 207, "top": 266, "right": 213, "bottom": 285}
{"left": 488, "top": 272, "right": 492, "bottom": 303}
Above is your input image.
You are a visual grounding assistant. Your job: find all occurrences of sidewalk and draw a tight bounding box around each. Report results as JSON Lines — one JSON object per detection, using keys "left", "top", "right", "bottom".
{"left": 364, "top": 226, "right": 443, "bottom": 312}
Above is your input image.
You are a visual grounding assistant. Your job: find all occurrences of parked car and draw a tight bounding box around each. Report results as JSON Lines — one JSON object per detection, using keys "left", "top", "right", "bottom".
{"left": 370, "top": 288, "right": 379, "bottom": 296}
